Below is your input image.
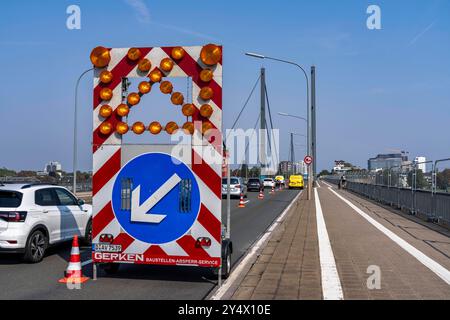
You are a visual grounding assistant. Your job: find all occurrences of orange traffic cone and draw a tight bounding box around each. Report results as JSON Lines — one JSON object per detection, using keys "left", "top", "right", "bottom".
{"left": 238, "top": 193, "right": 246, "bottom": 208}
{"left": 59, "top": 235, "right": 89, "bottom": 284}
{"left": 270, "top": 185, "right": 275, "bottom": 194}
{"left": 258, "top": 189, "right": 264, "bottom": 200}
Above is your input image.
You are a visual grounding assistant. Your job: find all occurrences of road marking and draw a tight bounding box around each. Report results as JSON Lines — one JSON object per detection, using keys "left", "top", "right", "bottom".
{"left": 210, "top": 190, "right": 303, "bottom": 300}
{"left": 327, "top": 185, "right": 450, "bottom": 286}
{"left": 314, "top": 188, "right": 344, "bottom": 300}
{"left": 243, "top": 200, "right": 250, "bottom": 204}
{"left": 81, "top": 259, "right": 92, "bottom": 267}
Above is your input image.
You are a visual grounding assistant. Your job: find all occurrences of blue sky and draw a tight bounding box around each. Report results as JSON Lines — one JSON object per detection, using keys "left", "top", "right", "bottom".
{"left": 0, "top": 0, "right": 449, "bottom": 172}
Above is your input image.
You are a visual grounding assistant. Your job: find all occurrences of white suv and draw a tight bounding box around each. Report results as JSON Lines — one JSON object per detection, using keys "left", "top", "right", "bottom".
{"left": 0, "top": 183, "right": 92, "bottom": 263}
{"left": 263, "top": 178, "right": 275, "bottom": 188}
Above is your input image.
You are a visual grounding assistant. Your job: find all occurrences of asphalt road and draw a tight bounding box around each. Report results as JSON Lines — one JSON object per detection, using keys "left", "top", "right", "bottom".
{"left": 0, "top": 188, "right": 300, "bottom": 300}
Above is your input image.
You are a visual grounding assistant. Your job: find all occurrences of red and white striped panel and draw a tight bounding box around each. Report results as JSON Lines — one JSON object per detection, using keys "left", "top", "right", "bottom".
{"left": 92, "top": 45, "right": 222, "bottom": 267}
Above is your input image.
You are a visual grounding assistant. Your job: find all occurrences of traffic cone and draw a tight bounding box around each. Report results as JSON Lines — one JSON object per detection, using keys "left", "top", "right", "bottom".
{"left": 59, "top": 235, "right": 89, "bottom": 284}
{"left": 270, "top": 185, "right": 275, "bottom": 194}
{"left": 238, "top": 193, "right": 246, "bottom": 208}
{"left": 258, "top": 189, "right": 264, "bottom": 200}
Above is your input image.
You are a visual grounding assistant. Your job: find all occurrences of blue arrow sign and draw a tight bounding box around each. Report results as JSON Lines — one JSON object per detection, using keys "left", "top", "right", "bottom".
{"left": 111, "top": 152, "right": 201, "bottom": 244}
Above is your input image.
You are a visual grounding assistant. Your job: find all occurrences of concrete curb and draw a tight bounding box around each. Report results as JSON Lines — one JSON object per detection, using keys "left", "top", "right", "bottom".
{"left": 208, "top": 190, "right": 303, "bottom": 300}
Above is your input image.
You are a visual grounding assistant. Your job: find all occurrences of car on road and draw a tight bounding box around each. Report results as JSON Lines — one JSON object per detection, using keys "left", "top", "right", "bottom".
{"left": 263, "top": 178, "right": 275, "bottom": 189}
{"left": 222, "top": 177, "right": 247, "bottom": 198}
{"left": 0, "top": 183, "right": 92, "bottom": 263}
{"left": 288, "top": 175, "right": 304, "bottom": 189}
{"left": 246, "top": 178, "right": 263, "bottom": 192}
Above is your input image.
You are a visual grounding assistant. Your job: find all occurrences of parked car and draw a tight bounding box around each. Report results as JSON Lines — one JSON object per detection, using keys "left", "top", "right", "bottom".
{"left": 222, "top": 177, "right": 247, "bottom": 198}
{"left": 263, "top": 178, "right": 275, "bottom": 189}
{"left": 0, "top": 183, "right": 92, "bottom": 263}
{"left": 288, "top": 175, "right": 304, "bottom": 189}
{"left": 247, "top": 178, "right": 263, "bottom": 192}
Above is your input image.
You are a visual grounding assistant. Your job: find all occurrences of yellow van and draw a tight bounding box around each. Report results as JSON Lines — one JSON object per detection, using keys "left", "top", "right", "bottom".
{"left": 288, "top": 175, "right": 304, "bottom": 189}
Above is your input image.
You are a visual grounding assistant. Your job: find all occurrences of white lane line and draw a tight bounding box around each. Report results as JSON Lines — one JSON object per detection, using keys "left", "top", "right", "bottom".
{"left": 81, "top": 259, "right": 92, "bottom": 267}
{"left": 327, "top": 186, "right": 450, "bottom": 286}
{"left": 314, "top": 188, "right": 344, "bottom": 300}
{"left": 210, "top": 190, "right": 303, "bottom": 300}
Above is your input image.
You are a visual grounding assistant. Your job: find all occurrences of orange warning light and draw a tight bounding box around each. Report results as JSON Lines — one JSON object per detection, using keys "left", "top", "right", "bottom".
{"left": 116, "top": 104, "right": 129, "bottom": 117}
{"left": 99, "top": 122, "right": 112, "bottom": 135}
{"left": 149, "top": 121, "right": 162, "bottom": 135}
{"left": 200, "top": 44, "right": 222, "bottom": 66}
{"left": 99, "top": 105, "right": 113, "bottom": 118}
{"left": 200, "top": 104, "right": 213, "bottom": 118}
{"left": 171, "top": 92, "right": 184, "bottom": 105}
{"left": 182, "top": 104, "right": 196, "bottom": 117}
{"left": 132, "top": 122, "right": 146, "bottom": 135}
{"left": 90, "top": 46, "right": 111, "bottom": 68}
{"left": 127, "top": 93, "right": 141, "bottom": 106}
{"left": 160, "top": 58, "right": 174, "bottom": 72}
{"left": 99, "top": 71, "right": 113, "bottom": 84}
{"left": 199, "top": 87, "right": 213, "bottom": 100}
{"left": 100, "top": 88, "right": 113, "bottom": 101}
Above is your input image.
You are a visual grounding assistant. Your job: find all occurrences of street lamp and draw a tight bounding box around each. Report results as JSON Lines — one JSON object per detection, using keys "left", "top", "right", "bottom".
{"left": 278, "top": 112, "right": 307, "bottom": 123}
{"left": 245, "top": 52, "right": 312, "bottom": 200}
{"left": 73, "top": 68, "right": 94, "bottom": 195}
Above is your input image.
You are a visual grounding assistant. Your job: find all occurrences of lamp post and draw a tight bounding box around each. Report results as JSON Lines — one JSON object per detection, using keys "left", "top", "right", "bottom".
{"left": 245, "top": 52, "right": 312, "bottom": 199}
{"left": 73, "top": 68, "right": 94, "bottom": 195}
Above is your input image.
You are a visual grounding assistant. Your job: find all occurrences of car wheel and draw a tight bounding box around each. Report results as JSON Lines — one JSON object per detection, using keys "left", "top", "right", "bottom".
{"left": 23, "top": 230, "right": 48, "bottom": 263}
{"left": 82, "top": 220, "right": 92, "bottom": 246}
{"left": 101, "top": 263, "right": 120, "bottom": 275}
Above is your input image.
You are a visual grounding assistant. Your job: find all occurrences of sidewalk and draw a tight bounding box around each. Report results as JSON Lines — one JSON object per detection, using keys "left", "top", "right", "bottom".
{"left": 230, "top": 191, "right": 322, "bottom": 299}
{"left": 225, "top": 182, "right": 450, "bottom": 300}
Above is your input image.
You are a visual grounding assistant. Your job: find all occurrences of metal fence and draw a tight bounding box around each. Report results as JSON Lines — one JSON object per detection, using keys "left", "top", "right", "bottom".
{"left": 325, "top": 158, "right": 450, "bottom": 228}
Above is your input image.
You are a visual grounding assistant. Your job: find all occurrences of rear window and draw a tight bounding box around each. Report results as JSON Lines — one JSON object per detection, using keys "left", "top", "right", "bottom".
{"left": 222, "top": 178, "right": 240, "bottom": 185}
{"left": 0, "top": 190, "right": 23, "bottom": 208}
{"left": 264, "top": 178, "right": 273, "bottom": 181}
{"left": 248, "top": 179, "right": 260, "bottom": 183}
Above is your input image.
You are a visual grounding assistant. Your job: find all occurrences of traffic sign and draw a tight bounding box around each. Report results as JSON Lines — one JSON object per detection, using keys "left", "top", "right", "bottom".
{"left": 111, "top": 152, "right": 201, "bottom": 244}
{"left": 304, "top": 155, "right": 313, "bottom": 165}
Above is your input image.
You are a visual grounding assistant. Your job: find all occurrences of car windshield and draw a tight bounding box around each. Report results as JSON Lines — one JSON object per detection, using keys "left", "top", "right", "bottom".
{"left": 248, "top": 179, "right": 259, "bottom": 183}
{"left": 0, "top": 190, "right": 23, "bottom": 208}
{"left": 264, "top": 179, "right": 272, "bottom": 181}
{"left": 222, "top": 178, "right": 240, "bottom": 185}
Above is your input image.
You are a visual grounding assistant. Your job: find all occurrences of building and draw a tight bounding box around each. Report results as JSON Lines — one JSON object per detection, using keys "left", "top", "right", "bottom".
{"left": 279, "top": 161, "right": 306, "bottom": 176}
{"left": 332, "top": 160, "right": 353, "bottom": 173}
{"left": 414, "top": 156, "right": 427, "bottom": 173}
{"left": 368, "top": 153, "right": 408, "bottom": 171}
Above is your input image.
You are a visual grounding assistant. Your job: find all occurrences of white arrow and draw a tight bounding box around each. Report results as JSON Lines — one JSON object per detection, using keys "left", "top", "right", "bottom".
{"left": 131, "top": 173, "right": 182, "bottom": 224}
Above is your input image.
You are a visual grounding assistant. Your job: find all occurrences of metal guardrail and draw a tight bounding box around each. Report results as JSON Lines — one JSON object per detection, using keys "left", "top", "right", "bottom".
{"left": 324, "top": 176, "right": 450, "bottom": 228}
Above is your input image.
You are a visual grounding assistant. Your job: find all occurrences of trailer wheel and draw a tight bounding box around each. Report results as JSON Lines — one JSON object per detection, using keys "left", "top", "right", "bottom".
{"left": 222, "top": 249, "right": 231, "bottom": 279}
{"left": 101, "top": 263, "right": 120, "bottom": 275}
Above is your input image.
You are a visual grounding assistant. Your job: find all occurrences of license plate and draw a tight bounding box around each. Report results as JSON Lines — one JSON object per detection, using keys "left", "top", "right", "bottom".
{"left": 94, "top": 243, "right": 122, "bottom": 252}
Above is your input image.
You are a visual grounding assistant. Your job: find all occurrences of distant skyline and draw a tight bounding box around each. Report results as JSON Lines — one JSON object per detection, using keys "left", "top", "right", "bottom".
{"left": 1, "top": 0, "right": 449, "bottom": 172}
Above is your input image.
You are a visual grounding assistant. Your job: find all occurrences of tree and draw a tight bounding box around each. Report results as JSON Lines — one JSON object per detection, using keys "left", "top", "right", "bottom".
{"left": 407, "top": 169, "right": 426, "bottom": 189}
{"left": 248, "top": 166, "right": 261, "bottom": 178}
{"left": 318, "top": 170, "right": 331, "bottom": 177}
{"left": 0, "top": 167, "right": 16, "bottom": 177}
{"left": 436, "top": 169, "right": 450, "bottom": 192}
{"left": 17, "top": 170, "right": 37, "bottom": 177}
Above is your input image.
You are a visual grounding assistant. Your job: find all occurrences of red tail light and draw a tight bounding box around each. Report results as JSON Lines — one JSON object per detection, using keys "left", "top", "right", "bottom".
{"left": 99, "top": 234, "right": 114, "bottom": 243}
{"left": 0, "top": 211, "right": 27, "bottom": 222}
{"left": 195, "top": 237, "right": 211, "bottom": 248}
{"left": 235, "top": 184, "right": 241, "bottom": 189}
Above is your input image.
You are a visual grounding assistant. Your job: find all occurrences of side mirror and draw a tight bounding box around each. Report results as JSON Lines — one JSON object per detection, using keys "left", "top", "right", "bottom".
{"left": 77, "top": 199, "right": 85, "bottom": 206}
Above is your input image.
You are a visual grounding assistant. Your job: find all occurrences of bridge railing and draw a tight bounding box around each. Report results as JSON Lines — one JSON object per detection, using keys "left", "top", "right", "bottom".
{"left": 323, "top": 158, "right": 450, "bottom": 229}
